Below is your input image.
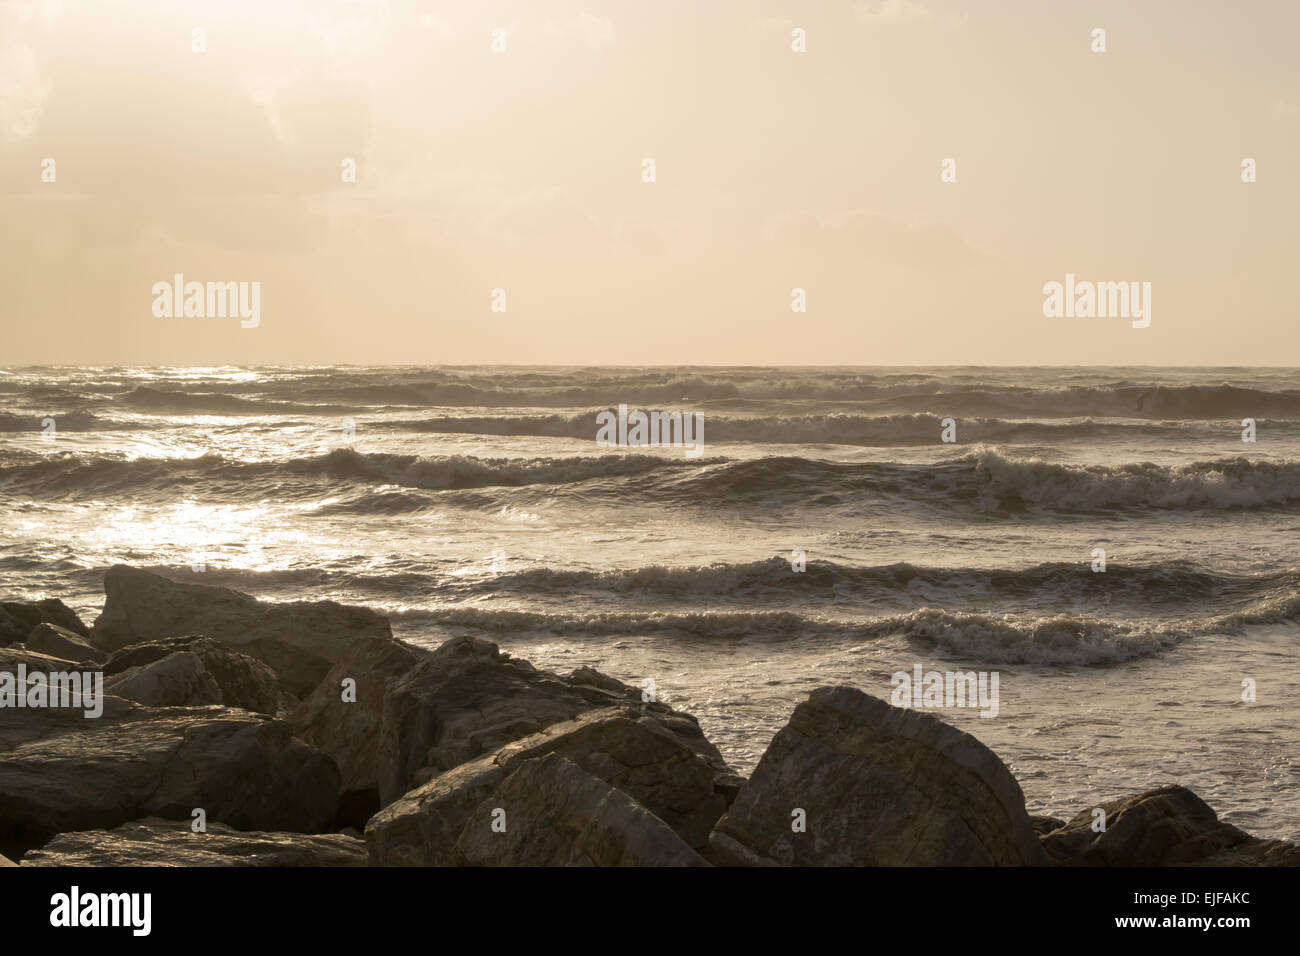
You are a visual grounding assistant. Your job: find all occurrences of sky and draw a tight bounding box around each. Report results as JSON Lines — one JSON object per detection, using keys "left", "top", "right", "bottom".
{"left": 1, "top": 0, "right": 1297, "bottom": 366}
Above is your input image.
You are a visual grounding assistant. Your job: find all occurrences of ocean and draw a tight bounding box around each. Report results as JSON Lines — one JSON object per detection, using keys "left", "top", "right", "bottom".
{"left": 1, "top": 365, "right": 1297, "bottom": 841}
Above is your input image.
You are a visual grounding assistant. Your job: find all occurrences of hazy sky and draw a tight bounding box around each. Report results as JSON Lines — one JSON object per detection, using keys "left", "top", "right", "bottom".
{"left": 1, "top": 0, "right": 1297, "bottom": 365}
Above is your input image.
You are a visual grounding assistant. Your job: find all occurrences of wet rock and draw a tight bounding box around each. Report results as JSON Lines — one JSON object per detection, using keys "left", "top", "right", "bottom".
{"left": 375, "top": 635, "right": 734, "bottom": 806}
{"left": 105, "top": 652, "right": 224, "bottom": 708}
{"left": 708, "top": 686, "right": 1049, "bottom": 866}
{"left": 0, "top": 598, "right": 88, "bottom": 646}
{"left": 367, "top": 706, "right": 728, "bottom": 865}
{"left": 105, "top": 636, "right": 281, "bottom": 715}
{"left": 0, "top": 696, "right": 340, "bottom": 858}
{"left": 0, "top": 646, "right": 93, "bottom": 674}
{"left": 89, "top": 565, "right": 392, "bottom": 696}
{"left": 453, "top": 754, "right": 708, "bottom": 867}
{"left": 20, "top": 817, "right": 367, "bottom": 867}
{"left": 25, "top": 623, "right": 109, "bottom": 664}
{"left": 1030, "top": 814, "right": 1068, "bottom": 836}
{"left": 1042, "top": 785, "right": 1300, "bottom": 866}
{"left": 288, "top": 636, "right": 429, "bottom": 826}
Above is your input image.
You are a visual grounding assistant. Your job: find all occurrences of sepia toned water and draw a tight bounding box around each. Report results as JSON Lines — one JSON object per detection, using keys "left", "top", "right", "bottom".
{"left": 1, "top": 365, "right": 1297, "bottom": 839}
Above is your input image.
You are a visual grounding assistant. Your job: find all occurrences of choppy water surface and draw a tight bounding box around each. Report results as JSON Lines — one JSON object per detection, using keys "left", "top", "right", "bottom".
{"left": 2, "top": 366, "right": 1296, "bottom": 839}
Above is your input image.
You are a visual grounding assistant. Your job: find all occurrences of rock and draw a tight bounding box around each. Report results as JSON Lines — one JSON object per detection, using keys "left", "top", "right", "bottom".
{"left": 0, "top": 598, "right": 88, "bottom": 646}
{"left": 288, "top": 636, "right": 429, "bottom": 826}
{"left": 0, "top": 696, "right": 340, "bottom": 858}
{"left": 0, "top": 646, "right": 94, "bottom": 674}
{"left": 89, "top": 565, "right": 392, "bottom": 696}
{"left": 453, "top": 754, "right": 708, "bottom": 866}
{"left": 105, "top": 636, "right": 281, "bottom": 715}
{"left": 0, "top": 852, "right": 15, "bottom": 867}
{"left": 1030, "top": 814, "right": 1067, "bottom": 836}
{"left": 106, "top": 652, "right": 224, "bottom": 708}
{"left": 708, "top": 686, "right": 1049, "bottom": 866}
{"left": 20, "top": 817, "right": 368, "bottom": 867}
{"left": 1042, "top": 785, "right": 1300, "bottom": 866}
{"left": 367, "top": 706, "right": 728, "bottom": 865}
{"left": 375, "top": 635, "right": 735, "bottom": 806}
{"left": 25, "top": 623, "right": 109, "bottom": 664}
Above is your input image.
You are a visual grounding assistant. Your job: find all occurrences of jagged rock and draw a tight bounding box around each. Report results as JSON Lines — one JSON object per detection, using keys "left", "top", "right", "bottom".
{"left": 453, "top": 754, "right": 708, "bottom": 867}
{"left": 0, "top": 646, "right": 93, "bottom": 674}
{"left": 89, "top": 565, "right": 392, "bottom": 696}
{"left": 0, "top": 852, "right": 15, "bottom": 867}
{"left": 1042, "top": 785, "right": 1300, "bottom": 866}
{"left": 0, "top": 695, "right": 340, "bottom": 858}
{"left": 105, "top": 636, "right": 281, "bottom": 715}
{"left": 106, "top": 652, "right": 223, "bottom": 708}
{"left": 0, "top": 598, "right": 88, "bottom": 646}
{"left": 708, "top": 686, "right": 1049, "bottom": 866}
{"left": 375, "top": 635, "right": 736, "bottom": 805}
{"left": 25, "top": 623, "right": 109, "bottom": 664}
{"left": 1030, "top": 814, "right": 1067, "bottom": 836}
{"left": 367, "top": 706, "right": 728, "bottom": 865}
{"left": 20, "top": 817, "right": 367, "bottom": 867}
{"left": 288, "top": 636, "right": 429, "bottom": 825}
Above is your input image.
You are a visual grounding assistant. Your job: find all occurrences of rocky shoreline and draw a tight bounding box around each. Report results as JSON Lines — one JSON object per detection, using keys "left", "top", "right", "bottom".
{"left": 1, "top": 565, "right": 1296, "bottom": 867}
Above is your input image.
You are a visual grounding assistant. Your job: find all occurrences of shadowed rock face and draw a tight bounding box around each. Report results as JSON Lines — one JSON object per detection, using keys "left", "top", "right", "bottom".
{"left": 25, "top": 623, "right": 108, "bottom": 664}
{"left": 20, "top": 818, "right": 367, "bottom": 867}
{"left": 374, "top": 635, "right": 737, "bottom": 807}
{"left": 453, "top": 754, "right": 709, "bottom": 867}
{"left": 89, "top": 565, "right": 392, "bottom": 696}
{"left": 288, "top": 636, "right": 430, "bottom": 826}
{"left": 366, "top": 707, "right": 730, "bottom": 865}
{"left": 0, "top": 696, "right": 340, "bottom": 858}
{"left": 104, "top": 636, "right": 282, "bottom": 715}
{"left": 0, "top": 646, "right": 96, "bottom": 675}
{"left": 1042, "top": 785, "right": 1300, "bottom": 866}
{"left": 0, "top": 599, "right": 88, "bottom": 646}
{"left": 708, "top": 685, "right": 1049, "bottom": 866}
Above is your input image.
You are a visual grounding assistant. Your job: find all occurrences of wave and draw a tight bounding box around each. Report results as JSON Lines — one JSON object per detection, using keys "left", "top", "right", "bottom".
{"left": 9, "top": 371, "right": 1300, "bottom": 420}
{"left": 9, "top": 447, "right": 1300, "bottom": 513}
{"left": 0, "top": 448, "right": 717, "bottom": 498}
{"left": 401, "top": 411, "right": 1207, "bottom": 446}
{"left": 389, "top": 600, "right": 1299, "bottom": 666}
{"left": 249, "top": 377, "right": 1300, "bottom": 418}
{"left": 120, "top": 385, "right": 356, "bottom": 416}
{"left": 476, "top": 556, "right": 1300, "bottom": 609}
{"left": 76, "top": 556, "right": 1295, "bottom": 621}
{"left": 0, "top": 411, "right": 119, "bottom": 432}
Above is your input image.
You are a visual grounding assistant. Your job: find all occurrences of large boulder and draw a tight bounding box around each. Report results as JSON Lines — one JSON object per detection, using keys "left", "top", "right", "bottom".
{"left": 21, "top": 818, "right": 368, "bottom": 867}
{"left": 105, "top": 652, "right": 223, "bottom": 708}
{"left": 1042, "top": 785, "right": 1300, "bottom": 866}
{"left": 453, "top": 754, "right": 708, "bottom": 866}
{"left": 25, "top": 623, "right": 108, "bottom": 664}
{"left": 0, "top": 694, "right": 340, "bottom": 857}
{"left": 708, "top": 686, "right": 1049, "bottom": 866}
{"left": 105, "top": 636, "right": 282, "bottom": 715}
{"left": 367, "top": 707, "right": 729, "bottom": 865}
{"left": 89, "top": 565, "right": 392, "bottom": 696}
{"left": 0, "top": 598, "right": 88, "bottom": 646}
{"left": 288, "top": 636, "right": 430, "bottom": 825}
{"left": 375, "top": 635, "right": 737, "bottom": 805}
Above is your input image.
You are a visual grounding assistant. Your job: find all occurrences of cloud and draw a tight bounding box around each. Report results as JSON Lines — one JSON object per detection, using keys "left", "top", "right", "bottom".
{"left": 0, "top": 0, "right": 59, "bottom": 142}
